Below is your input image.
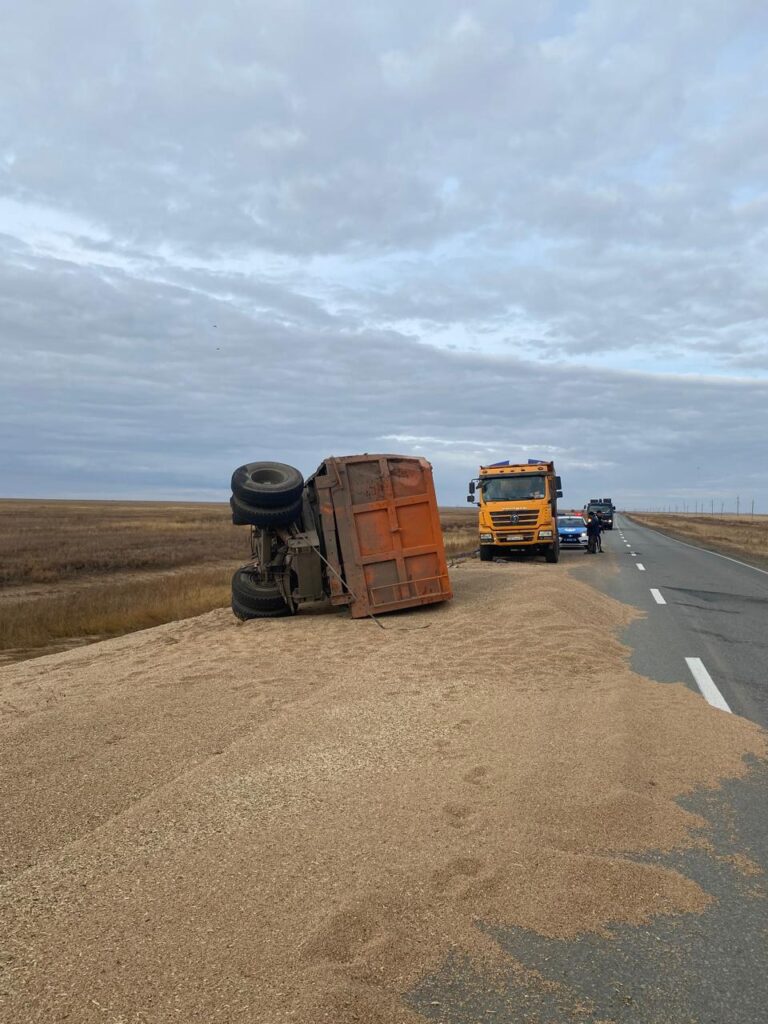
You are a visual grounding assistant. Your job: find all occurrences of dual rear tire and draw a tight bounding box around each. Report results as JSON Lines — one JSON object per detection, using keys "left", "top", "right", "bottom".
{"left": 229, "top": 493, "right": 303, "bottom": 528}
{"left": 231, "top": 568, "right": 292, "bottom": 621}
{"left": 230, "top": 461, "right": 305, "bottom": 619}
{"left": 229, "top": 461, "right": 305, "bottom": 528}
{"left": 231, "top": 462, "right": 303, "bottom": 508}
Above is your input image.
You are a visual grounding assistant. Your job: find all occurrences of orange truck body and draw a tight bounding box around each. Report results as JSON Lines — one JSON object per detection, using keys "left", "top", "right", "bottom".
{"left": 313, "top": 454, "right": 452, "bottom": 618}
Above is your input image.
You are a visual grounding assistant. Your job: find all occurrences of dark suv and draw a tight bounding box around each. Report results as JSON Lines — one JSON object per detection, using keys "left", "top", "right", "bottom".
{"left": 585, "top": 500, "right": 614, "bottom": 530}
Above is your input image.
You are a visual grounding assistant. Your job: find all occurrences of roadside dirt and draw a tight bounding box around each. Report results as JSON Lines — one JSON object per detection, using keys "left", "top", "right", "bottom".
{"left": 1, "top": 562, "right": 765, "bottom": 1023}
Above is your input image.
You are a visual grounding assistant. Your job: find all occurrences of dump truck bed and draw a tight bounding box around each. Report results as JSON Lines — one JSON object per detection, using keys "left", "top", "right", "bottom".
{"left": 312, "top": 454, "right": 452, "bottom": 618}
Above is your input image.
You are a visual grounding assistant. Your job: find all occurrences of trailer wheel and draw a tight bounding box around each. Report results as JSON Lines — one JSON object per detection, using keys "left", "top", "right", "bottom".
{"left": 232, "top": 598, "right": 292, "bottom": 621}
{"left": 230, "top": 496, "right": 255, "bottom": 526}
{"left": 479, "top": 545, "right": 494, "bottom": 562}
{"left": 229, "top": 494, "right": 302, "bottom": 528}
{"left": 231, "top": 570, "right": 292, "bottom": 618}
{"left": 231, "top": 462, "right": 304, "bottom": 508}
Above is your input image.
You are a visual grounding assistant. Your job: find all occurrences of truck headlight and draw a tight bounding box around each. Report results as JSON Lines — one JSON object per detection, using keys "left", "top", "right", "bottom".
{"left": 480, "top": 533, "right": 493, "bottom": 542}
{"left": 538, "top": 530, "right": 553, "bottom": 538}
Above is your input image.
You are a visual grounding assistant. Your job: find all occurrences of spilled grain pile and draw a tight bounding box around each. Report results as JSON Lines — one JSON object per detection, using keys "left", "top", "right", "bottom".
{"left": 0, "top": 562, "right": 764, "bottom": 1023}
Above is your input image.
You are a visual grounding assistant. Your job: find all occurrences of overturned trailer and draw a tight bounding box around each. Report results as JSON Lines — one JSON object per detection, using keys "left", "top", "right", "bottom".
{"left": 229, "top": 454, "right": 452, "bottom": 620}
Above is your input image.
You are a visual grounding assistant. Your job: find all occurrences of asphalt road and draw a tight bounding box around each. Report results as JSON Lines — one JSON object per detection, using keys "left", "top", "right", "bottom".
{"left": 572, "top": 514, "right": 768, "bottom": 730}
{"left": 406, "top": 517, "right": 768, "bottom": 1024}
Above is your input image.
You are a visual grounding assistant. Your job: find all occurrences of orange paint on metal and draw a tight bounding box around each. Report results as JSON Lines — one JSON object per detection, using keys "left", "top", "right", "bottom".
{"left": 318, "top": 454, "right": 452, "bottom": 618}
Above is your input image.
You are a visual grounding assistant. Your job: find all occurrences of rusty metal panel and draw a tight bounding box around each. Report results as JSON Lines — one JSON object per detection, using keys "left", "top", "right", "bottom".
{"left": 318, "top": 454, "right": 452, "bottom": 618}
{"left": 313, "top": 464, "right": 351, "bottom": 606}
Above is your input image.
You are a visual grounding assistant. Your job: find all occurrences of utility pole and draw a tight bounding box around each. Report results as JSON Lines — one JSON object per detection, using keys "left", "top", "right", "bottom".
{"left": 711, "top": 498, "right": 714, "bottom": 515}
{"left": 737, "top": 495, "right": 740, "bottom": 517}
{"left": 751, "top": 498, "right": 755, "bottom": 517}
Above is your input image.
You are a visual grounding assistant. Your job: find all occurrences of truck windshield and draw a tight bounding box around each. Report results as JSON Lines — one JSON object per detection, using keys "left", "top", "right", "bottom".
{"left": 481, "top": 475, "right": 547, "bottom": 502}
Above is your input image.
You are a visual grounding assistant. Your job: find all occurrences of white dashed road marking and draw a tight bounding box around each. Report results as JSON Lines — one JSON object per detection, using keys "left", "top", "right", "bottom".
{"left": 685, "top": 657, "right": 731, "bottom": 713}
{"left": 636, "top": 563, "right": 646, "bottom": 571}
{"left": 650, "top": 588, "right": 666, "bottom": 605}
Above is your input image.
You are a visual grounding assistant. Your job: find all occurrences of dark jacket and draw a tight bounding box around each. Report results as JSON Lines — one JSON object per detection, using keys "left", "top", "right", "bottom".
{"left": 586, "top": 516, "right": 602, "bottom": 537}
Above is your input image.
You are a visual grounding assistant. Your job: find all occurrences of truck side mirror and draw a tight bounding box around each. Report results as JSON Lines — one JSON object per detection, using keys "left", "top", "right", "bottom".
{"left": 557, "top": 490, "right": 563, "bottom": 498}
{"left": 555, "top": 476, "right": 562, "bottom": 489}
{"left": 468, "top": 481, "right": 475, "bottom": 495}
{"left": 467, "top": 495, "right": 475, "bottom": 503}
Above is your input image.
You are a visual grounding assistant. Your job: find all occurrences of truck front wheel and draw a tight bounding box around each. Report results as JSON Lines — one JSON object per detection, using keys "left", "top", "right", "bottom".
{"left": 479, "top": 545, "right": 494, "bottom": 562}
{"left": 544, "top": 542, "right": 560, "bottom": 563}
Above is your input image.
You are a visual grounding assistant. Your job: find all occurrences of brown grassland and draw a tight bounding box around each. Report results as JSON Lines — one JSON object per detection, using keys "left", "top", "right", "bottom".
{"left": 627, "top": 512, "right": 768, "bottom": 564}
{"left": 437, "top": 505, "right": 477, "bottom": 556}
{"left": 0, "top": 500, "right": 476, "bottom": 662}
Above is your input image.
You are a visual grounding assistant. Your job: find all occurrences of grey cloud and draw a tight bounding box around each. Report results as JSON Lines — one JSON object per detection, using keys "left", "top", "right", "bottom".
{"left": 3, "top": 1, "right": 767, "bottom": 256}
{"left": 1, "top": 1, "right": 767, "bottom": 506}
{"left": 1, "top": 248, "right": 765, "bottom": 508}
{"left": 346, "top": 229, "right": 768, "bottom": 367}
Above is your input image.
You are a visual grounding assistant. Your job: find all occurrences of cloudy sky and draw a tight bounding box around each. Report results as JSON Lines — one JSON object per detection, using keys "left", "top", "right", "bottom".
{"left": 1, "top": 0, "right": 766, "bottom": 509}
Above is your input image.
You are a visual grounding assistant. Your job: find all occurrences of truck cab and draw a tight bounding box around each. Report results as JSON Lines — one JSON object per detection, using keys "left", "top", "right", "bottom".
{"left": 468, "top": 461, "right": 562, "bottom": 563}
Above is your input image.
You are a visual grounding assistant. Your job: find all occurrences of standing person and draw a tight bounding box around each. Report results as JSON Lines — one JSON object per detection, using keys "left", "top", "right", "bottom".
{"left": 585, "top": 512, "right": 602, "bottom": 553}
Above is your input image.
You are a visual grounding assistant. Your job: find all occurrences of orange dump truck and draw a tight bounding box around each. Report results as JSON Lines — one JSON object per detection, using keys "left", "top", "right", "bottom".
{"left": 468, "top": 459, "right": 563, "bottom": 563}
{"left": 229, "top": 454, "right": 452, "bottom": 619}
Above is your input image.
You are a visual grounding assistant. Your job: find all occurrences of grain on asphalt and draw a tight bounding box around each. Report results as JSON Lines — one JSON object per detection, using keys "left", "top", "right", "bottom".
{"left": 1, "top": 561, "right": 765, "bottom": 1023}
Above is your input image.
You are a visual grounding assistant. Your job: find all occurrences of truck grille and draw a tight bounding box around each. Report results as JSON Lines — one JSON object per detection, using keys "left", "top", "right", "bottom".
{"left": 490, "top": 509, "right": 539, "bottom": 527}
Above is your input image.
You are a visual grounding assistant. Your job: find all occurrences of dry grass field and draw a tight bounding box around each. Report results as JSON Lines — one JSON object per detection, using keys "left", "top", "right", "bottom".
{"left": 0, "top": 499, "right": 244, "bottom": 585}
{"left": 437, "top": 505, "right": 477, "bottom": 556}
{"left": 628, "top": 512, "right": 768, "bottom": 564}
{"left": 0, "top": 500, "right": 244, "bottom": 663}
{"left": 0, "top": 500, "right": 477, "bottom": 662}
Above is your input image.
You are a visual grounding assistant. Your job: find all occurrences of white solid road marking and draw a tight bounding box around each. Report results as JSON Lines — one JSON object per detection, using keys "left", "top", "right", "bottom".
{"left": 650, "top": 588, "right": 666, "bottom": 604}
{"left": 685, "top": 657, "right": 731, "bottom": 713}
{"left": 636, "top": 563, "right": 646, "bottom": 570}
